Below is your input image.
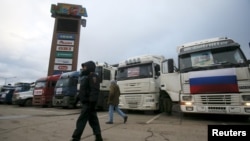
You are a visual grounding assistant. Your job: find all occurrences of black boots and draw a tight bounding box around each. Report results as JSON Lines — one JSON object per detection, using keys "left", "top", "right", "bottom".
{"left": 124, "top": 116, "right": 128, "bottom": 123}
{"left": 95, "top": 134, "right": 103, "bottom": 141}
{"left": 70, "top": 134, "right": 103, "bottom": 141}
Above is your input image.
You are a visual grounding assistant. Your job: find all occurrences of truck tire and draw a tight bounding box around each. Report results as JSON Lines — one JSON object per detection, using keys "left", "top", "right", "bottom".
{"left": 102, "top": 98, "right": 109, "bottom": 111}
{"left": 160, "top": 96, "right": 173, "bottom": 115}
{"left": 159, "top": 93, "right": 172, "bottom": 114}
{"left": 47, "top": 101, "right": 53, "bottom": 108}
{"left": 159, "top": 98, "right": 164, "bottom": 113}
{"left": 24, "top": 99, "right": 32, "bottom": 107}
{"left": 165, "top": 97, "right": 173, "bottom": 115}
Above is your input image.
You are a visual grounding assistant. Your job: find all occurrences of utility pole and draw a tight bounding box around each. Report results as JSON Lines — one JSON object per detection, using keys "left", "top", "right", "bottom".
{"left": 0, "top": 76, "right": 16, "bottom": 85}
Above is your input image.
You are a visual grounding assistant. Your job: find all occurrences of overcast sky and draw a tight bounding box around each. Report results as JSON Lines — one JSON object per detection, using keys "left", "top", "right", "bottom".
{"left": 0, "top": 0, "right": 249, "bottom": 85}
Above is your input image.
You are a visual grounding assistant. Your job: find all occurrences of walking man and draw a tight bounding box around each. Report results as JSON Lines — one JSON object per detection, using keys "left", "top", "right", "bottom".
{"left": 71, "top": 61, "right": 103, "bottom": 141}
{"left": 106, "top": 80, "right": 128, "bottom": 124}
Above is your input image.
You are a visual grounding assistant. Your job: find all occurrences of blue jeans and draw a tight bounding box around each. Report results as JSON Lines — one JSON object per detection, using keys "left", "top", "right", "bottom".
{"left": 108, "top": 104, "right": 126, "bottom": 122}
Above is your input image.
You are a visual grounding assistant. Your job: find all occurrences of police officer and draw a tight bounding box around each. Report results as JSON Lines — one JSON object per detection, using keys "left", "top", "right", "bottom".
{"left": 71, "top": 61, "right": 103, "bottom": 141}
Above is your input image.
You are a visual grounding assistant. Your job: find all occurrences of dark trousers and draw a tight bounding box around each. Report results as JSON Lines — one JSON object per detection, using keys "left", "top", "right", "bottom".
{"left": 72, "top": 102, "right": 101, "bottom": 140}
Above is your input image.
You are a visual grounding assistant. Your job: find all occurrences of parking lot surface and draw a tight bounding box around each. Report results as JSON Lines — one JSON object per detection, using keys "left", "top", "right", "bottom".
{"left": 0, "top": 105, "right": 249, "bottom": 141}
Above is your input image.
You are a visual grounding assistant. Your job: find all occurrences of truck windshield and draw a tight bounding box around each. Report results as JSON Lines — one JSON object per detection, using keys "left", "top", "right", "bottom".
{"left": 14, "top": 83, "right": 30, "bottom": 92}
{"left": 55, "top": 78, "right": 77, "bottom": 87}
{"left": 95, "top": 66, "right": 102, "bottom": 76}
{"left": 179, "top": 46, "right": 247, "bottom": 73}
{"left": 1, "top": 87, "right": 14, "bottom": 93}
{"left": 15, "top": 87, "right": 23, "bottom": 92}
{"left": 35, "top": 81, "right": 46, "bottom": 88}
{"left": 117, "top": 63, "right": 153, "bottom": 80}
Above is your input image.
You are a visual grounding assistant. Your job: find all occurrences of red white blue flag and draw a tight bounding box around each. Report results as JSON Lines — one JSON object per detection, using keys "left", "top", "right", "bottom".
{"left": 189, "top": 68, "right": 239, "bottom": 94}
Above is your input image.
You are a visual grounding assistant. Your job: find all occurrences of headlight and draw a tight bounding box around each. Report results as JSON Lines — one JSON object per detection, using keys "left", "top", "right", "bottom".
{"left": 185, "top": 102, "right": 193, "bottom": 106}
{"left": 242, "top": 95, "right": 250, "bottom": 101}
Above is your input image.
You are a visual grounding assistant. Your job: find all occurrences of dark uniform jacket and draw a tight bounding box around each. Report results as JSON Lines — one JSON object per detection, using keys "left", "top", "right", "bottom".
{"left": 79, "top": 61, "right": 100, "bottom": 103}
{"left": 108, "top": 83, "right": 120, "bottom": 105}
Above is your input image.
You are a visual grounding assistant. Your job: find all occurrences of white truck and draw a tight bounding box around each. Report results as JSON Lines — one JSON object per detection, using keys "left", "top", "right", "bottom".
{"left": 12, "top": 83, "right": 35, "bottom": 106}
{"left": 117, "top": 55, "right": 180, "bottom": 114}
{"left": 77, "top": 62, "right": 117, "bottom": 110}
{"left": 166, "top": 37, "right": 250, "bottom": 116}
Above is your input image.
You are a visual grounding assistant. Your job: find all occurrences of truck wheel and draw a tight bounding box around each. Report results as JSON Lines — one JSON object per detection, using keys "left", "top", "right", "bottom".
{"left": 102, "top": 98, "right": 109, "bottom": 111}
{"left": 24, "top": 99, "right": 32, "bottom": 107}
{"left": 48, "top": 101, "right": 53, "bottom": 108}
{"left": 160, "top": 97, "right": 172, "bottom": 115}
{"left": 159, "top": 95, "right": 165, "bottom": 113}
{"left": 165, "top": 97, "right": 173, "bottom": 115}
{"left": 18, "top": 103, "right": 25, "bottom": 107}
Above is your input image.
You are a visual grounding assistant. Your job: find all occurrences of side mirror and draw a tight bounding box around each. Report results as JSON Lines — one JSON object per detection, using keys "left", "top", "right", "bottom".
{"left": 247, "top": 60, "right": 250, "bottom": 64}
{"left": 168, "top": 59, "right": 174, "bottom": 73}
{"left": 154, "top": 64, "right": 161, "bottom": 78}
{"left": 247, "top": 60, "right": 250, "bottom": 68}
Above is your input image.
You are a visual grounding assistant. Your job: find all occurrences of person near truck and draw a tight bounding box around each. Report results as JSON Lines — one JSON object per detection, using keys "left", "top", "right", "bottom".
{"left": 71, "top": 61, "right": 103, "bottom": 141}
{"left": 106, "top": 80, "right": 128, "bottom": 124}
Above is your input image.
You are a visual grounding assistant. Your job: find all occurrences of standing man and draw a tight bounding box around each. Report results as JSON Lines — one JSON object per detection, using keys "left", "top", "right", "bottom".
{"left": 106, "top": 80, "right": 128, "bottom": 124}
{"left": 71, "top": 61, "right": 103, "bottom": 141}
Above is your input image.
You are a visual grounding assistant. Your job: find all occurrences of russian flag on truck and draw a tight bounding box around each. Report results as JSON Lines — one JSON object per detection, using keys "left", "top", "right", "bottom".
{"left": 189, "top": 68, "right": 239, "bottom": 94}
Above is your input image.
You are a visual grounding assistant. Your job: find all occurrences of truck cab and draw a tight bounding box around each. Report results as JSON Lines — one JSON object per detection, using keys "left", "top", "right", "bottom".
{"left": 95, "top": 62, "right": 117, "bottom": 110}
{"left": 167, "top": 37, "right": 250, "bottom": 115}
{"left": 33, "top": 74, "right": 61, "bottom": 107}
{"left": 53, "top": 71, "right": 79, "bottom": 108}
{"left": 117, "top": 55, "right": 166, "bottom": 113}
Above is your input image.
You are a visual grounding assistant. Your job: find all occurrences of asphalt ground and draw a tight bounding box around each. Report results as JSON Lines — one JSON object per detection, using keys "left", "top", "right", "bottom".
{"left": 0, "top": 105, "right": 249, "bottom": 141}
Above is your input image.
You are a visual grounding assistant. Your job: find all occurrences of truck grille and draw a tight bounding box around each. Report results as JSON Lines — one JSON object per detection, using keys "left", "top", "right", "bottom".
{"left": 194, "top": 95, "right": 240, "bottom": 106}
{"left": 207, "top": 107, "right": 226, "bottom": 113}
{"left": 125, "top": 95, "right": 142, "bottom": 108}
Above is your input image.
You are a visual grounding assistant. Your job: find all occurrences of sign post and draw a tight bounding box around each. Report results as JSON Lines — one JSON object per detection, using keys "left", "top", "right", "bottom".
{"left": 47, "top": 3, "right": 87, "bottom": 75}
